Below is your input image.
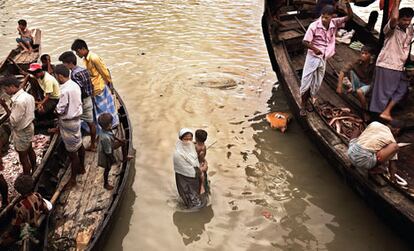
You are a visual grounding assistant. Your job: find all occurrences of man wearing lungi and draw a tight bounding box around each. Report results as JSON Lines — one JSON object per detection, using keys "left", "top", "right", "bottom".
{"left": 300, "top": 2, "right": 353, "bottom": 116}
{"left": 54, "top": 65, "right": 85, "bottom": 188}
{"left": 369, "top": 1, "right": 414, "bottom": 121}
{"left": 0, "top": 76, "right": 36, "bottom": 175}
{"left": 71, "top": 39, "right": 119, "bottom": 129}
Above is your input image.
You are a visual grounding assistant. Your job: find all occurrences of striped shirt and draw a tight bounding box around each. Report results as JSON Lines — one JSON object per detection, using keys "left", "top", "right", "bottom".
{"left": 71, "top": 65, "right": 93, "bottom": 98}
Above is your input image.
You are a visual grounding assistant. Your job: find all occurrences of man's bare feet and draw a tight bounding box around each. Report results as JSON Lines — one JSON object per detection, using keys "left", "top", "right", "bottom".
{"left": 200, "top": 186, "right": 206, "bottom": 195}
{"left": 104, "top": 184, "right": 114, "bottom": 190}
{"left": 379, "top": 113, "right": 392, "bottom": 121}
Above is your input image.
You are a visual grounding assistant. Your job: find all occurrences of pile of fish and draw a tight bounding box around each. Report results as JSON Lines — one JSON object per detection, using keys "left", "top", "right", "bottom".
{"left": 316, "top": 102, "right": 365, "bottom": 141}
{"left": 1, "top": 134, "right": 50, "bottom": 205}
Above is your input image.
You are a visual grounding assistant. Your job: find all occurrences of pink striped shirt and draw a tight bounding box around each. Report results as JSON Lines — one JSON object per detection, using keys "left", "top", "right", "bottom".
{"left": 303, "top": 16, "right": 347, "bottom": 59}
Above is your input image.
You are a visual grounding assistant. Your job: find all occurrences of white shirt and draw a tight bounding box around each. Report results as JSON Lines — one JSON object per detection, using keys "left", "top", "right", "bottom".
{"left": 10, "top": 89, "right": 35, "bottom": 131}
{"left": 55, "top": 79, "right": 82, "bottom": 120}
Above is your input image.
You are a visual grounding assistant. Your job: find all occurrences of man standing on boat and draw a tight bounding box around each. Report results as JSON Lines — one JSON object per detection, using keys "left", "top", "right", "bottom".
{"left": 53, "top": 65, "right": 85, "bottom": 188}
{"left": 369, "top": 0, "right": 414, "bottom": 121}
{"left": 71, "top": 39, "right": 119, "bottom": 129}
{"left": 299, "top": 2, "right": 353, "bottom": 116}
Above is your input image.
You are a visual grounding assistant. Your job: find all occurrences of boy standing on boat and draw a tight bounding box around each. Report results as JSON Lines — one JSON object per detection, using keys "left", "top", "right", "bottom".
{"left": 27, "top": 63, "right": 60, "bottom": 120}
{"left": 71, "top": 39, "right": 119, "bottom": 129}
{"left": 0, "top": 76, "right": 36, "bottom": 175}
{"left": 369, "top": 1, "right": 414, "bottom": 121}
{"left": 300, "top": 2, "right": 353, "bottom": 116}
{"left": 58, "top": 51, "right": 97, "bottom": 151}
{"left": 16, "top": 19, "right": 33, "bottom": 53}
{"left": 348, "top": 121, "right": 399, "bottom": 182}
{"left": 336, "top": 46, "right": 375, "bottom": 110}
{"left": 53, "top": 65, "right": 85, "bottom": 188}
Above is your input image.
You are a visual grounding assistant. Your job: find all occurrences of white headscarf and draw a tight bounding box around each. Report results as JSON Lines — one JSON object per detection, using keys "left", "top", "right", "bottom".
{"left": 173, "top": 128, "right": 199, "bottom": 177}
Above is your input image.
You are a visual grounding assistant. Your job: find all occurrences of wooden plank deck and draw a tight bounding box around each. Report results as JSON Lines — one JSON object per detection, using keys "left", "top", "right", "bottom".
{"left": 47, "top": 137, "right": 123, "bottom": 251}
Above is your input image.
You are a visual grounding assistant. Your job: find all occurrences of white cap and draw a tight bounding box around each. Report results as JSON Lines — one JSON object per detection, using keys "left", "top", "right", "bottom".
{"left": 178, "top": 128, "right": 193, "bottom": 139}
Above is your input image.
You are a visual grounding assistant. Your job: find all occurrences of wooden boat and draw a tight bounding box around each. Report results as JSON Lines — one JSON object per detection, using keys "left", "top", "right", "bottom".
{"left": 0, "top": 28, "right": 42, "bottom": 74}
{"left": 262, "top": 0, "right": 414, "bottom": 243}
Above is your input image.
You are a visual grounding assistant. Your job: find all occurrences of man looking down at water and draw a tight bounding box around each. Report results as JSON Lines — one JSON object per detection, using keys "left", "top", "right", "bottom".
{"left": 59, "top": 51, "right": 97, "bottom": 151}
{"left": 71, "top": 39, "right": 119, "bottom": 129}
{"left": 347, "top": 121, "right": 399, "bottom": 182}
{"left": 369, "top": 0, "right": 414, "bottom": 121}
{"left": 52, "top": 64, "right": 85, "bottom": 188}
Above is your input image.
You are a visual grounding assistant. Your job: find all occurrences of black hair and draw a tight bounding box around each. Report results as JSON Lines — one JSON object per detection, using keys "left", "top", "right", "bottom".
{"left": 54, "top": 64, "right": 70, "bottom": 78}
{"left": 361, "top": 45, "right": 375, "bottom": 55}
{"left": 58, "top": 51, "right": 77, "bottom": 65}
{"left": 0, "top": 75, "right": 21, "bottom": 87}
{"left": 98, "top": 113, "right": 113, "bottom": 129}
{"left": 321, "top": 4, "right": 335, "bottom": 15}
{"left": 71, "top": 39, "right": 88, "bottom": 51}
{"left": 14, "top": 175, "right": 34, "bottom": 195}
{"left": 399, "top": 8, "right": 414, "bottom": 19}
{"left": 17, "top": 19, "right": 27, "bottom": 26}
{"left": 195, "top": 129, "right": 208, "bottom": 143}
{"left": 40, "top": 54, "right": 50, "bottom": 62}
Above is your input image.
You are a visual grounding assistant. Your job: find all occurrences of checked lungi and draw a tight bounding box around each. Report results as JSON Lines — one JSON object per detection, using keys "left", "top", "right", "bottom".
{"left": 93, "top": 85, "right": 119, "bottom": 129}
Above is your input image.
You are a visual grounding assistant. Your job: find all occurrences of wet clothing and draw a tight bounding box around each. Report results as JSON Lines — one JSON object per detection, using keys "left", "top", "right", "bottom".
{"left": 97, "top": 130, "right": 115, "bottom": 169}
{"left": 83, "top": 52, "right": 112, "bottom": 96}
{"left": 300, "top": 53, "right": 326, "bottom": 97}
{"left": 343, "top": 59, "right": 375, "bottom": 85}
{"left": 376, "top": 21, "right": 414, "bottom": 71}
{"left": 13, "top": 123, "right": 34, "bottom": 152}
{"left": 93, "top": 85, "right": 119, "bottom": 128}
{"left": 175, "top": 171, "right": 207, "bottom": 209}
{"left": 303, "top": 16, "right": 347, "bottom": 59}
{"left": 369, "top": 66, "right": 409, "bottom": 113}
{"left": 12, "top": 192, "right": 48, "bottom": 228}
{"left": 36, "top": 72, "right": 60, "bottom": 100}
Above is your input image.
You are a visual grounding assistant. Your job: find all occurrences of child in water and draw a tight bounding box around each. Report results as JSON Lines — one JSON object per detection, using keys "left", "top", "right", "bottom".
{"left": 195, "top": 129, "right": 209, "bottom": 194}
{"left": 97, "top": 113, "right": 132, "bottom": 190}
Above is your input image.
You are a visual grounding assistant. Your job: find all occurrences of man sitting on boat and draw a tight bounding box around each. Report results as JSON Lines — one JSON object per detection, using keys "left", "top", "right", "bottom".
{"left": 0, "top": 175, "right": 49, "bottom": 248}
{"left": 347, "top": 121, "right": 399, "bottom": 182}
{"left": 16, "top": 19, "right": 33, "bottom": 53}
{"left": 336, "top": 45, "right": 375, "bottom": 111}
{"left": 369, "top": 0, "right": 414, "bottom": 121}
{"left": 27, "top": 63, "right": 60, "bottom": 121}
{"left": 299, "top": 2, "right": 353, "bottom": 116}
{"left": 71, "top": 39, "right": 119, "bottom": 129}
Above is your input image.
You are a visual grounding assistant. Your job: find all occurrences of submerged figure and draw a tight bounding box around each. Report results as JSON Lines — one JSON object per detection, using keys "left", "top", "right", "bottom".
{"left": 195, "top": 129, "right": 209, "bottom": 195}
{"left": 369, "top": 2, "right": 414, "bottom": 121}
{"left": 299, "top": 3, "right": 353, "bottom": 116}
{"left": 336, "top": 45, "right": 375, "bottom": 111}
{"left": 16, "top": 19, "right": 33, "bottom": 53}
{"left": 347, "top": 121, "right": 399, "bottom": 182}
{"left": 173, "top": 128, "right": 207, "bottom": 209}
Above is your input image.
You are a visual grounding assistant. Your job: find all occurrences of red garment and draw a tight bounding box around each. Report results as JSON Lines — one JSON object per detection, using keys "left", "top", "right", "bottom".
{"left": 379, "top": 0, "right": 395, "bottom": 17}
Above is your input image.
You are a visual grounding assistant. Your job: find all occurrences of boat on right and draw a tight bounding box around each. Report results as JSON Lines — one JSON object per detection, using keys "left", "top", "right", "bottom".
{"left": 262, "top": 0, "right": 414, "bottom": 244}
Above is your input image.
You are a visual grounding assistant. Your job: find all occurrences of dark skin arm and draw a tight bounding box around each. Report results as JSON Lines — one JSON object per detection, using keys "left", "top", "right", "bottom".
{"left": 389, "top": 0, "right": 401, "bottom": 29}
{"left": 303, "top": 41, "right": 322, "bottom": 55}
{"left": 343, "top": 1, "right": 353, "bottom": 22}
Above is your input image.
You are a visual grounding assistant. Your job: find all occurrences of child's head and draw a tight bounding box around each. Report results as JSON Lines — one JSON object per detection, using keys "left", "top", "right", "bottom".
{"left": 320, "top": 5, "right": 335, "bottom": 27}
{"left": 0, "top": 75, "right": 21, "bottom": 95}
{"left": 17, "top": 19, "right": 27, "bottom": 29}
{"left": 71, "top": 39, "right": 89, "bottom": 58}
{"left": 40, "top": 54, "right": 51, "bottom": 65}
{"left": 398, "top": 8, "right": 414, "bottom": 30}
{"left": 14, "top": 174, "right": 34, "bottom": 196}
{"left": 360, "top": 46, "right": 374, "bottom": 62}
{"left": 195, "top": 129, "right": 208, "bottom": 143}
{"left": 54, "top": 64, "right": 70, "bottom": 84}
{"left": 98, "top": 113, "right": 113, "bottom": 130}
{"left": 58, "top": 51, "right": 77, "bottom": 68}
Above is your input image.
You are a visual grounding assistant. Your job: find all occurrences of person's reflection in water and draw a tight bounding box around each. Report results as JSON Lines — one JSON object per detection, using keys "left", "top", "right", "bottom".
{"left": 173, "top": 205, "right": 214, "bottom": 245}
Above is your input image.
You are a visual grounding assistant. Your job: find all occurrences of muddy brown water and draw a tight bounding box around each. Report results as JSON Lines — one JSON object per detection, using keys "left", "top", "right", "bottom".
{"left": 0, "top": 0, "right": 413, "bottom": 250}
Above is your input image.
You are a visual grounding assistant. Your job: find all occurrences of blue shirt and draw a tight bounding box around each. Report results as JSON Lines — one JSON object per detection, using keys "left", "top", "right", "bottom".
{"left": 97, "top": 130, "right": 115, "bottom": 168}
{"left": 71, "top": 65, "right": 93, "bottom": 99}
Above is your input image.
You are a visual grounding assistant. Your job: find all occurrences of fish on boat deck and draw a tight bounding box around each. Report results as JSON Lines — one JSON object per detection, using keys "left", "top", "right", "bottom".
{"left": 266, "top": 112, "right": 291, "bottom": 133}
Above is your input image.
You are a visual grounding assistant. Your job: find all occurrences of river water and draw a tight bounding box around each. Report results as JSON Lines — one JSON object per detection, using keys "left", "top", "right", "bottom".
{"left": 0, "top": 0, "right": 413, "bottom": 250}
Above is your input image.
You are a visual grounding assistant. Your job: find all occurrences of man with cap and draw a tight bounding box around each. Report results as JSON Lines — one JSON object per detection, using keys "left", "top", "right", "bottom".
{"left": 27, "top": 63, "right": 60, "bottom": 120}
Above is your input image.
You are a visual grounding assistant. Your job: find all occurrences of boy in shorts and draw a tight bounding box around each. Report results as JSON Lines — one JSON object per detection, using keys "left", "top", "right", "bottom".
{"left": 16, "top": 19, "right": 33, "bottom": 53}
